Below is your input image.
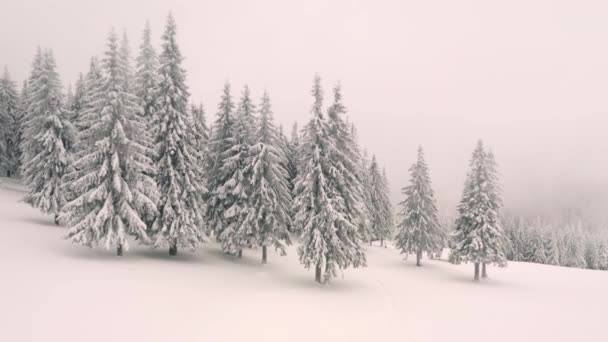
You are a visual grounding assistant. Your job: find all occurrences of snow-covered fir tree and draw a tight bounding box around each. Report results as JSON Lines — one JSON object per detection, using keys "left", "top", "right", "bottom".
{"left": 394, "top": 147, "right": 443, "bottom": 266}
{"left": 61, "top": 30, "right": 158, "bottom": 255}
{"left": 214, "top": 85, "right": 256, "bottom": 257}
{"left": 207, "top": 82, "right": 237, "bottom": 244}
{"left": 242, "top": 90, "right": 292, "bottom": 263}
{"left": 21, "top": 51, "right": 76, "bottom": 223}
{"left": 367, "top": 155, "right": 393, "bottom": 246}
{"left": 191, "top": 103, "right": 209, "bottom": 169}
{"left": 150, "top": 14, "right": 207, "bottom": 255}
{"left": 449, "top": 140, "right": 507, "bottom": 280}
{"left": 134, "top": 21, "right": 159, "bottom": 124}
{"left": 326, "top": 83, "right": 366, "bottom": 240}
{"left": 20, "top": 47, "right": 46, "bottom": 169}
{"left": 286, "top": 121, "right": 300, "bottom": 194}
{"left": 119, "top": 30, "right": 134, "bottom": 92}
{"left": 0, "top": 67, "right": 21, "bottom": 177}
{"left": 560, "top": 222, "right": 587, "bottom": 268}
{"left": 73, "top": 57, "right": 104, "bottom": 153}
{"left": 293, "top": 75, "right": 366, "bottom": 283}
{"left": 356, "top": 150, "right": 373, "bottom": 242}
{"left": 67, "top": 73, "right": 86, "bottom": 122}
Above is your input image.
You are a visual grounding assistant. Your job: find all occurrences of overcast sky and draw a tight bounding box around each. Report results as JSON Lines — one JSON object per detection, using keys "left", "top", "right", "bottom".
{"left": 1, "top": 0, "right": 607, "bottom": 224}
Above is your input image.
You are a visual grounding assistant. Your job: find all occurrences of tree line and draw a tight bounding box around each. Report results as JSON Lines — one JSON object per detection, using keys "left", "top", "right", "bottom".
{"left": 4, "top": 13, "right": 594, "bottom": 284}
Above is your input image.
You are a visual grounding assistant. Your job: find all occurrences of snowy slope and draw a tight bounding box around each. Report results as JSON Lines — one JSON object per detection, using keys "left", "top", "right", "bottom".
{"left": 1, "top": 177, "right": 606, "bottom": 342}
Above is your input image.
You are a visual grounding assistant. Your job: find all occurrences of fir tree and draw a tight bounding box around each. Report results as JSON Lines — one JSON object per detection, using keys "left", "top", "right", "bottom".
{"left": 134, "top": 21, "right": 159, "bottom": 124}
{"left": 449, "top": 140, "right": 507, "bottom": 280}
{"left": 242, "top": 90, "right": 292, "bottom": 263}
{"left": 326, "top": 83, "right": 366, "bottom": 241}
{"left": 0, "top": 67, "right": 21, "bottom": 177}
{"left": 214, "top": 85, "right": 256, "bottom": 256}
{"left": 207, "top": 82, "right": 237, "bottom": 244}
{"left": 191, "top": 103, "right": 209, "bottom": 169}
{"left": 21, "top": 51, "right": 76, "bottom": 223}
{"left": 395, "top": 147, "right": 443, "bottom": 266}
{"left": 150, "top": 14, "right": 207, "bottom": 255}
{"left": 61, "top": 30, "right": 158, "bottom": 255}
{"left": 20, "top": 47, "right": 46, "bottom": 169}
{"left": 293, "top": 75, "right": 366, "bottom": 283}
{"left": 367, "top": 156, "right": 393, "bottom": 246}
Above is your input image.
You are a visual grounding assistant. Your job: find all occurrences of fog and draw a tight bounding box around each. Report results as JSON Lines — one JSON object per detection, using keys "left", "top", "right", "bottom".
{"left": 1, "top": 0, "right": 607, "bottom": 226}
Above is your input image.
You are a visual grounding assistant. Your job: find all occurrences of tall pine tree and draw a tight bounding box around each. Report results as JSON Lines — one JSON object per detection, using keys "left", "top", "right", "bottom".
{"left": 0, "top": 67, "right": 21, "bottom": 177}
{"left": 242, "top": 90, "right": 292, "bottom": 263}
{"left": 61, "top": 30, "right": 158, "bottom": 255}
{"left": 293, "top": 75, "right": 366, "bottom": 283}
{"left": 21, "top": 51, "right": 76, "bottom": 223}
{"left": 395, "top": 147, "right": 443, "bottom": 266}
{"left": 150, "top": 14, "right": 208, "bottom": 255}
{"left": 367, "top": 155, "right": 393, "bottom": 246}
{"left": 449, "top": 141, "right": 507, "bottom": 280}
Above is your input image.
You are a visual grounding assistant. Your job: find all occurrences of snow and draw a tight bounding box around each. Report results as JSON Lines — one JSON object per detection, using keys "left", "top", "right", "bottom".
{"left": 0, "top": 177, "right": 607, "bottom": 342}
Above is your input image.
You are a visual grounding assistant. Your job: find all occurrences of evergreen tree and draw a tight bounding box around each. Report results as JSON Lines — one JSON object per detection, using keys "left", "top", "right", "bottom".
{"left": 119, "top": 30, "right": 134, "bottom": 92}
{"left": 214, "top": 85, "right": 256, "bottom": 256}
{"left": 0, "top": 67, "right": 21, "bottom": 177}
{"left": 20, "top": 47, "right": 46, "bottom": 168}
{"left": 21, "top": 51, "right": 76, "bottom": 223}
{"left": 242, "top": 90, "right": 292, "bottom": 263}
{"left": 543, "top": 226, "right": 560, "bottom": 265}
{"left": 449, "top": 141, "right": 507, "bottom": 280}
{"left": 293, "top": 75, "right": 366, "bottom": 283}
{"left": 560, "top": 222, "right": 587, "bottom": 268}
{"left": 134, "top": 21, "right": 159, "bottom": 124}
{"left": 286, "top": 121, "right": 300, "bottom": 194}
{"left": 395, "top": 147, "right": 443, "bottom": 266}
{"left": 74, "top": 58, "right": 104, "bottom": 148}
{"left": 150, "top": 14, "right": 207, "bottom": 255}
{"left": 191, "top": 103, "right": 209, "bottom": 169}
{"left": 367, "top": 156, "right": 393, "bottom": 246}
{"left": 326, "top": 83, "right": 366, "bottom": 241}
{"left": 358, "top": 150, "right": 374, "bottom": 243}
{"left": 207, "top": 82, "right": 237, "bottom": 244}
{"left": 61, "top": 30, "right": 158, "bottom": 255}
{"left": 68, "top": 73, "right": 86, "bottom": 123}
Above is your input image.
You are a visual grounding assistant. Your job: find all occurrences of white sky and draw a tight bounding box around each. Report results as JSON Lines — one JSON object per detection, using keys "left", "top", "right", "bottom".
{"left": 1, "top": 0, "right": 607, "bottom": 223}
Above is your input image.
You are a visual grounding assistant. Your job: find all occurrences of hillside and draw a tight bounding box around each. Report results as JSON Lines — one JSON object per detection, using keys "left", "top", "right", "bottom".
{"left": 1, "top": 177, "right": 606, "bottom": 342}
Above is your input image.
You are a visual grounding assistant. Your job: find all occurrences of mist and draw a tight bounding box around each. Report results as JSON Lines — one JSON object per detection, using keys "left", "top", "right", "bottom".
{"left": 1, "top": 0, "right": 607, "bottom": 227}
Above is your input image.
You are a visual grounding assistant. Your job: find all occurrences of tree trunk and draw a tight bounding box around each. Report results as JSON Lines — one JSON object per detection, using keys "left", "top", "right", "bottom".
{"left": 238, "top": 250, "right": 242, "bottom": 258}
{"left": 169, "top": 243, "right": 177, "bottom": 256}
{"left": 369, "top": 240, "right": 372, "bottom": 246}
{"left": 54, "top": 214, "right": 59, "bottom": 225}
{"left": 474, "top": 262, "right": 480, "bottom": 281}
{"left": 117, "top": 243, "right": 123, "bottom": 256}
{"left": 315, "top": 264, "right": 322, "bottom": 284}
{"left": 416, "top": 249, "right": 422, "bottom": 266}
{"left": 262, "top": 245, "right": 267, "bottom": 264}
{"left": 6, "top": 170, "right": 11, "bottom": 178}
{"left": 380, "top": 239, "right": 384, "bottom": 247}
{"left": 482, "top": 263, "right": 487, "bottom": 278}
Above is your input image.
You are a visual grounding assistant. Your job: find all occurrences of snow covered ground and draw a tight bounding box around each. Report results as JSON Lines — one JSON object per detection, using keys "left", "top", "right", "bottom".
{"left": 1, "top": 177, "right": 607, "bottom": 342}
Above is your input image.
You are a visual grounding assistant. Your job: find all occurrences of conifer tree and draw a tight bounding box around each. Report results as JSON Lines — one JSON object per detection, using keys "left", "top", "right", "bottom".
{"left": 367, "top": 155, "right": 393, "bottom": 246}
{"left": 21, "top": 51, "right": 76, "bottom": 223}
{"left": 119, "top": 30, "right": 134, "bottom": 92}
{"left": 207, "top": 82, "right": 237, "bottom": 243}
{"left": 449, "top": 140, "right": 507, "bottom": 280}
{"left": 61, "top": 30, "right": 158, "bottom": 255}
{"left": 150, "top": 14, "right": 207, "bottom": 255}
{"left": 0, "top": 67, "right": 21, "bottom": 177}
{"left": 243, "top": 90, "right": 292, "bottom": 263}
{"left": 326, "top": 83, "right": 366, "bottom": 239}
{"left": 191, "top": 103, "right": 209, "bottom": 169}
{"left": 293, "top": 75, "right": 366, "bottom": 283}
{"left": 20, "top": 47, "right": 45, "bottom": 168}
{"left": 286, "top": 121, "right": 300, "bottom": 193}
{"left": 395, "top": 147, "right": 443, "bottom": 266}
{"left": 68, "top": 73, "right": 86, "bottom": 123}
{"left": 134, "top": 21, "right": 159, "bottom": 124}
{"left": 214, "top": 85, "right": 256, "bottom": 256}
